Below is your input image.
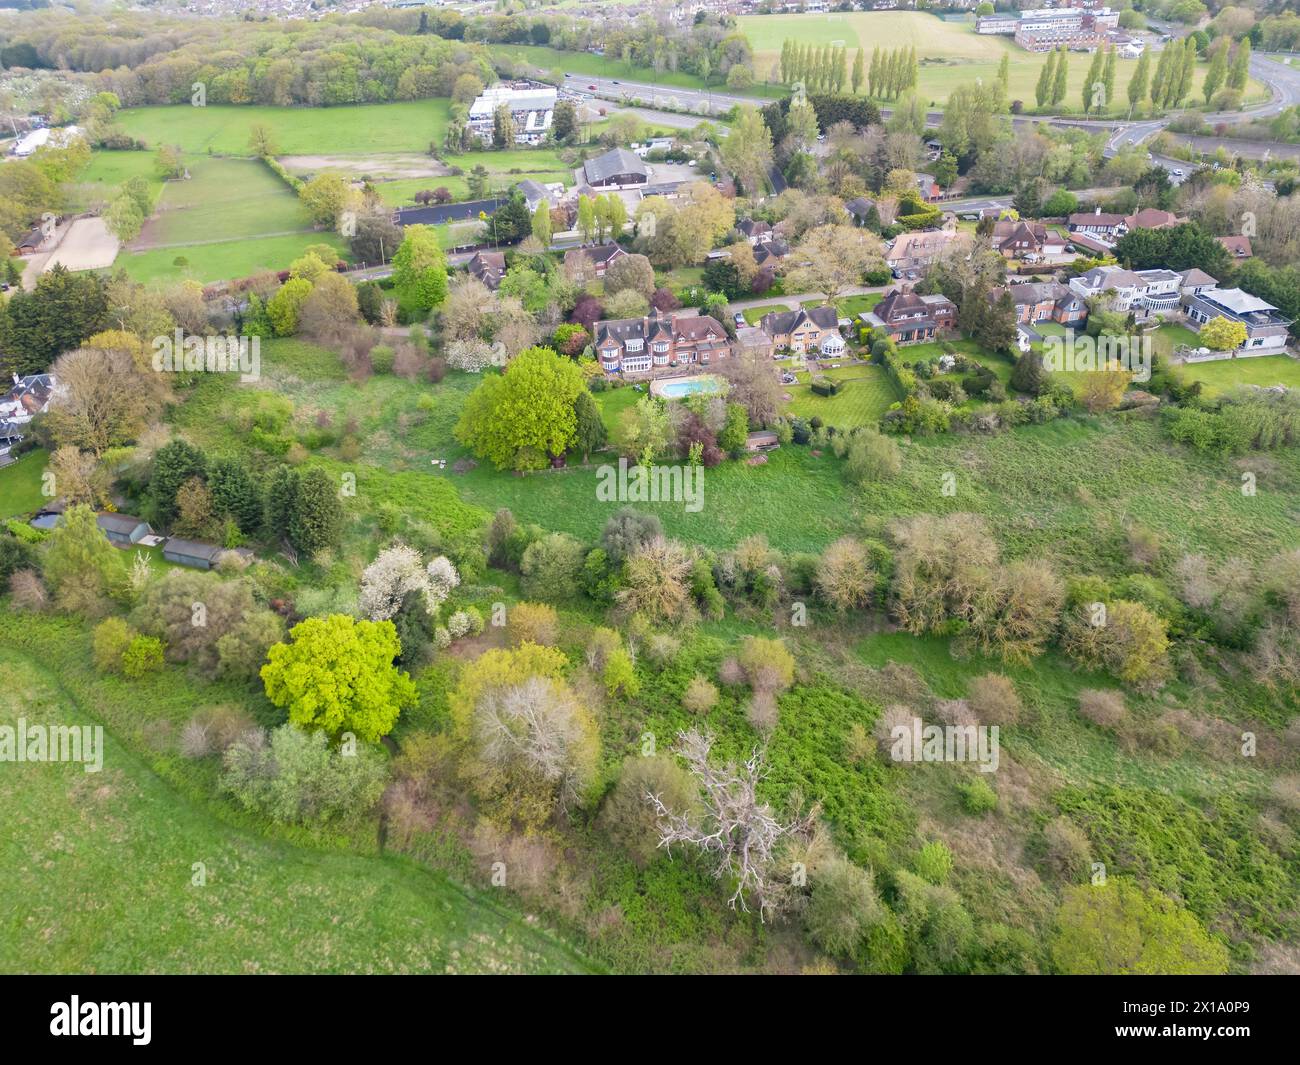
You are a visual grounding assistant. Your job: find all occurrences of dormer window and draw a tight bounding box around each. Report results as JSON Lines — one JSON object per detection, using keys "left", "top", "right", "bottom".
{"left": 625, "top": 339, "right": 643, "bottom": 352}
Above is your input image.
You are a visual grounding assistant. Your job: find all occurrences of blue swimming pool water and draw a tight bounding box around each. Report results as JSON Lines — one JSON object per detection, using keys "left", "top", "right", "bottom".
{"left": 659, "top": 377, "right": 720, "bottom": 398}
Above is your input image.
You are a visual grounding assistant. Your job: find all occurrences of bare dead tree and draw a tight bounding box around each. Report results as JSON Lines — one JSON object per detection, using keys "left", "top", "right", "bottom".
{"left": 647, "top": 728, "right": 813, "bottom": 922}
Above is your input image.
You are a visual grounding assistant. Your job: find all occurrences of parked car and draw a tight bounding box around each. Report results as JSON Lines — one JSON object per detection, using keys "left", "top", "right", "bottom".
{"left": 733, "top": 312, "right": 745, "bottom": 327}
{"left": 1172, "top": 168, "right": 1184, "bottom": 177}
{"left": 588, "top": 84, "right": 597, "bottom": 90}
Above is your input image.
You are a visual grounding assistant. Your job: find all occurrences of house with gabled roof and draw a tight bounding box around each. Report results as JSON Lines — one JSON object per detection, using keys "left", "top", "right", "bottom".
{"left": 991, "top": 219, "right": 1066, "bottom": 259}
{"left": 760, "top": 305, "right": 841, "bottom": 354}
{"left": 1067, "top": 207, "right": 1128, "bottom": 246}
{"left": 594, "top": 308, "right": 730, "bottom": 375}
{"left": 1124, "top": 207, "right": 1183, "bottom": 232}
{"left": 862, "top": 288, "right": 957, "bottom": 344}
{"left": 1001, "top": 281, "right": 1087, "bottom": 325}
{"left": 1216, "top": 234, "right": 1253, "bottom": 259}
{"left": 736, "top": 218, "right": 773, "bottom": 245}
{"left": 563, "top": 242, "right": 627, "bottom": 281}
{"left": 467, "top": 251, "right": 506, "bottom": 290}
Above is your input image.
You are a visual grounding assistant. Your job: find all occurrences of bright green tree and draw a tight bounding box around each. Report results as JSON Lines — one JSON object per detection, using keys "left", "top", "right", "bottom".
{"left": 391, "top": 224, "right": 448, "bottom": 313}
{"left": 261, "top": 614, "right": 417, "bottom": 743}
{"left": 455, "top": 346, "right": 586, "bottom": 470}
{"left": 1051, "top": 879, "right": 1230, "bottom": 975}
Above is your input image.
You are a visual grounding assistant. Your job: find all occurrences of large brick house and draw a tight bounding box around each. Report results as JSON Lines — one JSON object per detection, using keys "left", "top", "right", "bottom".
{"left": 885, "top": 230, "right": 958, "bottom": 274}
{"left": 991, "top": 219, "right": 1066, "bottom": 259}
{"left": 594, "top": 309, "right": 730, "bottom": 375}
{"left": 862, "top": 288, "right": 957, "bottom": 344}
{"left": 563, "top": 242, "right": 627, "bottom": 281}
{"left": 467, "top": 251, "right": 506, "bottom": 290}
{"left": 759, "top": 305, "right": 841, "bottom": 354}
{"left": 1001, "top": 281, "right": 1087, "bottom": 325}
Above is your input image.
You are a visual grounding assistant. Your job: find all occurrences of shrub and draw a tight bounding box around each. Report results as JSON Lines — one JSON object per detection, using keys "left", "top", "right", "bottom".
{"left": 520, "top": 531, "right": 586, "bottom": 601}
{"left": 644, "top": 633, "right": 681, "bottom": 668}
{"left": 509, "top": 602, "right": 560, "bottom": 646}
{"left": 843, "top": 429, "right": 901, "bottom": 484}
{"left": 221, "top": 724, "right": 388, "bottom": 825}
{"left": 92, "top": 617, "right": 137, "bottom": 674}
{"left": 966, "top": 673, "right": 1022, "bottom": 725}
{"left": 914, "top": 840, "right": 954, "bottom": 885}
{"left": 1038, "top": 815, "right": 1092, "bottom": 883}
{"left": 1078, "top": 688, "right": 1127, "bottom": 731}
{"left": 737, "top": 635, "right": 795, "bottom": 693}
{"left": 959, "top": 777, "right": 998, "bottom": 815}
{"left": 598, "top": 754, "right": 697, "bottom": 866}
{"left": 746, "top": 689, "right": 780, "bottom": 734}
{"left": 805, "top": 857, "right": 882, "bottom": 959}
{"left": 121, "top": 635, "right": 165, "bottom": 678}
{"left": 682, "top": 674, "right": 719, "bottom": 714}
{"left": 815, "top": 537, "right": 876, "bottom": 612}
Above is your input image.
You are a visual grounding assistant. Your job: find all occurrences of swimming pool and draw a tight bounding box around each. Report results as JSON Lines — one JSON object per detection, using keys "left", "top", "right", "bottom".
{"left": 654, "top": 375, "right": 723, "bottom": 399}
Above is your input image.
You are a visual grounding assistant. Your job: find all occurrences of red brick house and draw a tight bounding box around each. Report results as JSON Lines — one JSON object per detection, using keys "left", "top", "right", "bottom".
{"left": 594, "top": 308, "right": 730, "bottom": 375}
{"left": 862, "top": 288, "right": 957, "bottom": 344}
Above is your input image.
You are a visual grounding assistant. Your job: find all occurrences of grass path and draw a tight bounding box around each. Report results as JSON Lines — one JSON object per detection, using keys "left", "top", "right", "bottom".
{"left": 0, "top": 643, "right": 595, "bottom": 974}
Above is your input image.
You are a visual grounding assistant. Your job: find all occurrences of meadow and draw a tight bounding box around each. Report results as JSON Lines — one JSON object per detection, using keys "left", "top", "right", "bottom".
{"left": 111, "top": 154, "right": 346, "bottom": 284}
{"left": 737, "top": 11, "right": 1265, "bottom": 110}
{"left": 114, "top": 101, "right": 453, "bottom": 157}
{"left": 64, "top": 151, "right": 164, "bottom": 213}
{"left": 368, "top": 149, "right": 574, "bottom": 207}
{"left": 0, "top": 637, "right": 594, "bottom": 974}
{"left": 164, "top": 339, "right": 1300, "bottom": 573}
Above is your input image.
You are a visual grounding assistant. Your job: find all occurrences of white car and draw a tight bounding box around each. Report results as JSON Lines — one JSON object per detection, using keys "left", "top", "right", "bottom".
{"left": 1172, "top": 168, "right": 1184, "bottom": 177}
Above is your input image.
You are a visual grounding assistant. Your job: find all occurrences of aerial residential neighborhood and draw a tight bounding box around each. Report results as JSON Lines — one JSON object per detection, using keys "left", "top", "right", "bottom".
{"left": 0, "top": 0, "right": 1298, "bottom": 1009}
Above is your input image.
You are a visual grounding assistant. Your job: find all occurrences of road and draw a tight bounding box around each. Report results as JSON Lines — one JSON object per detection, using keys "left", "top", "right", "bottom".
{"left": 564, "top": 73, "right": 761, "bottom": 117}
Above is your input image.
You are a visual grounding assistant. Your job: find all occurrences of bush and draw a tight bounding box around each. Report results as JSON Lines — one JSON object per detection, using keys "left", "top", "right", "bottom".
{"left": 597, "top": 754, "right": 696, "bottom": 866}
{"left": 509, "top": 602, "right": 559, "bottom": 646}
{"left": 737, "top": 635, "right": 795, "bottom": 693}
{"left": 913, "top": 840, "right": 954, "bottom": 885}
{"left": 843, "top": 429, "right": 902, "bottom": 484}
{"left": 92, "top": 617, "right": 137, "bottom": 674}
{"left": 805, "top": 857, "right": 882, "bottom": 959}
{"left": 121, "top": 635, "right": 165, "bottom": 678}
{"left": 966, "top": 673, "right": 1022, "bottom": 725}
{"left": 682, "top": 674, "right": 719, "bottom": 714}
{"left": 1078, "top": 688, "right": 1127, "bottom": 730}
{"left": 644, "top": 633, "right": 681, "bottom": 668}
{"left": 221, "top": 724, "right": 389, "bottom": 826}
{"left": 959, "top": 777, "right": 998, "bottom": 815}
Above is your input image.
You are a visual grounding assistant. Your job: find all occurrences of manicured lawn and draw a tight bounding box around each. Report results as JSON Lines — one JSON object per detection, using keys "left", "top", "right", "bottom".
{"left": 1182, "top": 354, "right": 1300, "bottom": 397}
{"left": 0, "top": 639, "right": 594, "bottom": 974}
{"left": 1157, "top": 322, "right": 1205, "bottom": 349}
{"left": 0, "top": 449, "right": 48, "bottom": 520}
{"left": 837, "top": 293, "right": 883, "bottom": 319}
{"left": 115, "top": 101, "right": 453, "bottom": 156}
{"left": 743, "top": 303, "right": 788, "bottom": 325}
{"left": 784, "top": 364, "right": 900, "bottom": 429}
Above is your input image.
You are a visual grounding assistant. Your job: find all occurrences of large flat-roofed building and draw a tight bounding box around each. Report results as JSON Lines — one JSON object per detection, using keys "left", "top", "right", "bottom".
{"left": 468, "top": 82, "right": 557, "bottom": 146}
{"left": 1182, "top": 287, "right": 1293, "bottom": 354}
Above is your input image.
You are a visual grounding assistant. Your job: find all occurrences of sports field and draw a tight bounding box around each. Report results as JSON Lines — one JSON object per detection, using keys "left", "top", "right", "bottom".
{"left": 738, "top": 12, "right": 1265, "bottom": 109}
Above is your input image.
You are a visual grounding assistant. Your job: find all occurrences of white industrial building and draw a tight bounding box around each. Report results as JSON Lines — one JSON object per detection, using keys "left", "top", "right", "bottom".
{"left": 467, "top": 83, "right": 557, "bottom": 146}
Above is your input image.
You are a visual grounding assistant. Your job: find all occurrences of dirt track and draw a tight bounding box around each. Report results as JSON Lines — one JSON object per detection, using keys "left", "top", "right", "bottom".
{"left": 42, "top": 217, "right": 120, "bottom": 272}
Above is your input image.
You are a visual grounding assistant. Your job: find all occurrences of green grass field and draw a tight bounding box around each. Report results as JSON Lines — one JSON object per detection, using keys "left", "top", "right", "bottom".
{"left": 738, "top": 12, "right": 1265, "bottom": 110}
{"left": 108, "top": 154, "right": 345, "bottom": 285}
{"left": 0, "top": 639, "right": 593, "bottom": 974}
{"left": 785, "top": 364, "right": 900, "bottom": 428}
{"left": 367, "top": 149, "right": 573, "bottom": 207}
{"left": 115, "top": 101, "right": 452, "bottom": 157}
{"left": 0, "top": 450, "right": 48, "bottom": 520}
{"left": 1183, "top": 354, "right": 1300, "bottom": 396}
{"left": 491, "top": 44, "right": 786, "bottom": 100}
{"left": 65, "top": 151, "right": 164, "bottom": 213}
{"left": 743, "top": 303, "right": 789, "bottom": 325}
